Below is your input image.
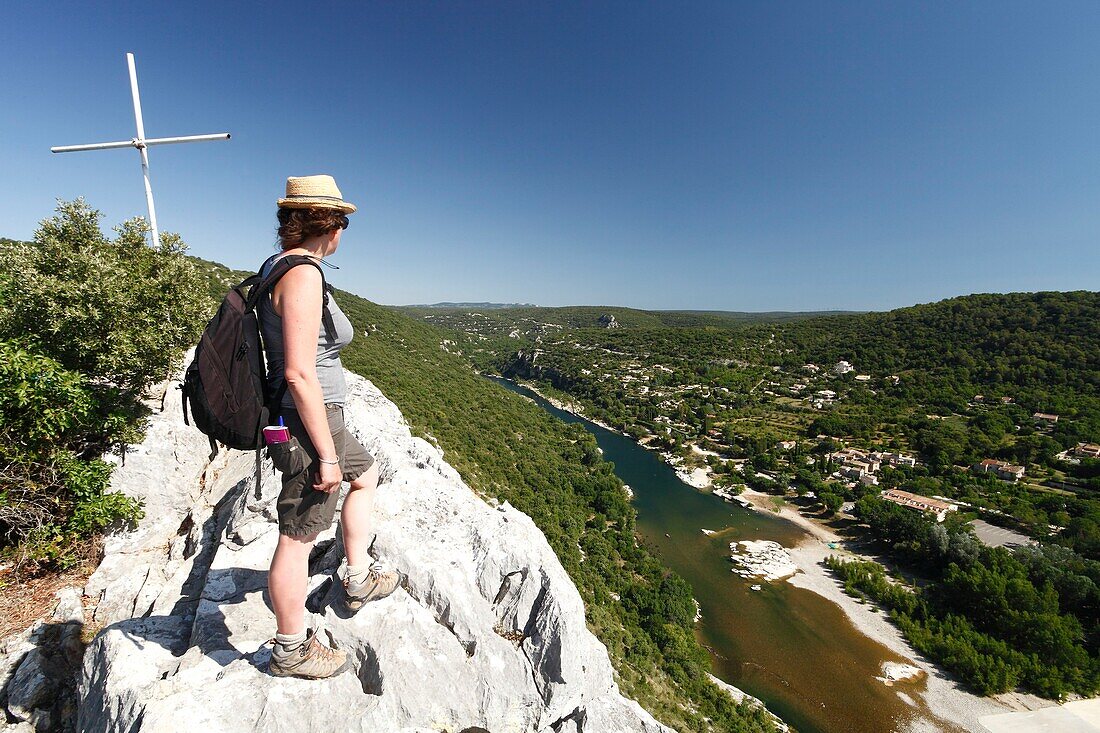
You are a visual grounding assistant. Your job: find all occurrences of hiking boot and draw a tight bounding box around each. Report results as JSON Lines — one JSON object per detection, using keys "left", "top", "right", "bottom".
{"left": 269, "top": 629, "right": 350, "bottom": 679}
{"left": 342, "top": 564, "right": 406, "bottom": 612}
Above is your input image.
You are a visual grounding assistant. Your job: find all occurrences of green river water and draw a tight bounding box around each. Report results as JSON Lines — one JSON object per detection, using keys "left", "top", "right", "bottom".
{"left": 490, "top": 377, "right": 958, "bottom": 733}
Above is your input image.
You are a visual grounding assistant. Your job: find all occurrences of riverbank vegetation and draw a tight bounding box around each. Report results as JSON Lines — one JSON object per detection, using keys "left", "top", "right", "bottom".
{"left": 825, "top": 495, "right": 1100, "bottom": 698}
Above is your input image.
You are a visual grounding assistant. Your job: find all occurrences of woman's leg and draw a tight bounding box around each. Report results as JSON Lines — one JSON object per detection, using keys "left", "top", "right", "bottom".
{"left": 341, "top": 462, "right": 379, "bottom": 569}
{"left": 340, "top": 461, "right": 403, "bottom": 610}
{"left": 268, "top": 531, "right": 319, "bottom": 635}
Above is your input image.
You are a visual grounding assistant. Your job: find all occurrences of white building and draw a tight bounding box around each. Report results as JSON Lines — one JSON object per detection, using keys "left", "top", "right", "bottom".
{"left": 881, "top": 489, "right": 958, "bottom": 523}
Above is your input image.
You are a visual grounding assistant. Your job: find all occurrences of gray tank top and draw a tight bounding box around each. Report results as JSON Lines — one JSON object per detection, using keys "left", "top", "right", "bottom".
{"left": 258, "top": 254, "right": 355, "bottom": 410}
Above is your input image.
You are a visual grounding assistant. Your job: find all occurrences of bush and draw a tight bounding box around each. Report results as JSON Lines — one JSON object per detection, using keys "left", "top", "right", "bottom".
{"left": 0, "top": 200, "right": 210, "bottom": 570}
{"left": 0, "top": 199, "right": 210, "bottom": 402}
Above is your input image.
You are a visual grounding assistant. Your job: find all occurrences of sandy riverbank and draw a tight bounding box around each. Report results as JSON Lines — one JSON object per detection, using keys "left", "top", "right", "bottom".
{"left": 737, "top": 488, "right": 838, "bottom": 542}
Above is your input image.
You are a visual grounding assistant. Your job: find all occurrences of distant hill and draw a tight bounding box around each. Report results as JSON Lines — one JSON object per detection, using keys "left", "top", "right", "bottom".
{"left": 401, "top": 301, "right": 538, "bottom": 309}
{"left": 764, "top": 291, "right": 1100, "bottom": 401}
{"left": 430, "top": 289, "right": 1099, "bottom": 449}
{"left": 400, "top": 303, "right": 848, "bottom": 333}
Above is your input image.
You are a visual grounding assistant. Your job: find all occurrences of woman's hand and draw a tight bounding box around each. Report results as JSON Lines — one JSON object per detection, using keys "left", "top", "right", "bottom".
{"left": 314, "top": 461, "right": 342, "bottom": 493}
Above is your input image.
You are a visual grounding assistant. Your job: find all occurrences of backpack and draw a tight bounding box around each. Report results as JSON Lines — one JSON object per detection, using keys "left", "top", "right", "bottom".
{"left": 181, "top": 254, "right": 335, "bottom": 458}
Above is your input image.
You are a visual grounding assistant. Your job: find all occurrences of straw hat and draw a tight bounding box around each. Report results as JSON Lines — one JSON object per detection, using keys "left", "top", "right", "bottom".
{"left": 277, "top": 175, "right": 357, "bottom": 213}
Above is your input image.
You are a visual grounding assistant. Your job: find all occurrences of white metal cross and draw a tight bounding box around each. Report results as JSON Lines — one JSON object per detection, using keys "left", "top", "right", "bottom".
{"left": 51, "top": 52, "right": 230, "bottom": 246}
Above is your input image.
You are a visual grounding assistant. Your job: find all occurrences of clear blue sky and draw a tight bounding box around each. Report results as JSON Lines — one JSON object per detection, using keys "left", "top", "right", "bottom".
{"left": 2, "top": 2, "right": 1098, "bottom": 311}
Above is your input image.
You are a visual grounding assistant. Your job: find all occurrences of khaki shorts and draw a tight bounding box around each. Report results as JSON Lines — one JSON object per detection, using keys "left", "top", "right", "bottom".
{"left": 268, "top": 404, "right": 375, "bottom": 537}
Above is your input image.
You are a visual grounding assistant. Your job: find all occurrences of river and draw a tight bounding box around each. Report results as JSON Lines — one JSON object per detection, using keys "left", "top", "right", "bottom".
{"left": 489, "top": 377, "right": 945, "bottom": 733}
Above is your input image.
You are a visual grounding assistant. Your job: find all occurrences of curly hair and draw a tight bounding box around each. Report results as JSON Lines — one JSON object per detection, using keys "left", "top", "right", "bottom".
{"left": 276, "top": 207, "right": 349, "bottom": 248}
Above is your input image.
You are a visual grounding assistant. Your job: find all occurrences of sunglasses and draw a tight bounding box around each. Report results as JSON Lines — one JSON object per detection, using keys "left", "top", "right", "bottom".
{"left": 338, "top": 214, "right": 350, "bottom": 230}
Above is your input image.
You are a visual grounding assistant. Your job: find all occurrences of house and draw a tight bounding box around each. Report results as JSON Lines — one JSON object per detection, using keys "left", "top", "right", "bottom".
{"left": 860, "top": 474, "right": 880, "bottom": 487}
{"left": 849, "top": 459, "right": 878, "bottom": 474}
{"left": 887, "top": 375, "right": 901, "bottom": 385}
{"left": 778, "top": 441, "right": 798, "bottom": 451}
{"left": 840, "top": 466, "right": 869, "bottom": 481}
{"left": 833, "top": 361, "right": 854, "bottom": 375}
{"left": 829, "top": 448, "right": 881, "bottom": 476}
{"left": 1033, "top": 412, "right": 1059, "bottom": 425}
{"left": 973, "top": 459, "right": 1026, "bottom": 482}
{"left": 880, "top": 489, "right": 957, "bottom": 522}
{"left": 803, "top": 364, "right": 820, "bottom": 373}
{"left": 815, "top": 389, "right": 837, "bottom": 400}
{"left": 829, "top": 448, "right": 867, "bottom": 463}
{"left": 875, "top": 451, "right": 918, "bottom": 468}
{"left": 854, "top": 374, "right": 871, "bottom": 382}
{"left": 1073, "top": 443, "right": 1100, "bottom": 459}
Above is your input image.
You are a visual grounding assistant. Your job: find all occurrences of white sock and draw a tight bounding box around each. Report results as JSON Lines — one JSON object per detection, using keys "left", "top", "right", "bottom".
{"left": 275, "top": 630, "right": 307, "bottom": 652}
{"left": 347, "top": 562, "right": 382, "bottom": 582}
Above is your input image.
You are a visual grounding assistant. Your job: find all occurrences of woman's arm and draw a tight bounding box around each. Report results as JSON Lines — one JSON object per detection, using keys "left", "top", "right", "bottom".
{"left": 273, "top": 264, "right": 342, "bottom": 493}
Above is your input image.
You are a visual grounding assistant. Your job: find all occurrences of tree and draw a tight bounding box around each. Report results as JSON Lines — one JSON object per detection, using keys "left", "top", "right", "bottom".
{"left": 820, "top": 491, "right": 843, "bottom": 515}
{"left": 0, "top": 199, "right": 211, "bottom": 404}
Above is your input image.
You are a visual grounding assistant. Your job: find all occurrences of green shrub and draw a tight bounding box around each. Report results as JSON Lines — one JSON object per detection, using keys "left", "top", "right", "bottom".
{"left": 0, "top": 199, "right": 211, "bottom": 401}
{"left": 0, "top": 200, "right": 209, "bottom": 570}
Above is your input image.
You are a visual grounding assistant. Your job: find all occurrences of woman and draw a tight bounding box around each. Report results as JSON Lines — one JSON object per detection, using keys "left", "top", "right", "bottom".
{"left": 259, "top": 175, "right": 403, "bottom": 679}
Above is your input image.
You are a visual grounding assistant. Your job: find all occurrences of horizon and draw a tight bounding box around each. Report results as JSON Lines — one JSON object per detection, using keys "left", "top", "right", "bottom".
{"left": 376, "top": 287, "right": 1100, "bottom": 313}
{"left": 3, "top": 226, "right": 1093, "bottom": 313}
{"left": 3, "top": 2, "right": 1099, "bottom": 311}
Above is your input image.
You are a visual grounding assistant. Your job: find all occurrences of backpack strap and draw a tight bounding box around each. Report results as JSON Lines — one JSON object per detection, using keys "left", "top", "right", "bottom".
{"left": 245, "top": 255, "right": 336, "bottom": 341}
{"left": 255, "top": 445, "right": 264, "bottom": 500}
{"left": 180, "top": 384, "right": 190, "bottom": 426}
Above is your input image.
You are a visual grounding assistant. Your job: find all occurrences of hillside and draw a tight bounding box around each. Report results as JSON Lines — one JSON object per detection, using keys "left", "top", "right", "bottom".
{"left": 400, "top": 303, "right": 851, "bottom": 335}
{"left": 188, "top": 258, "right": 777, "bottom": 732}
{"left": 400, "top": 291, "right": 1100, "bottom": 549}
{"left": 761, "top": 291, "right": 1100, "bottom": 417}
{"left": 432, "top": 291, "right": 1099, "bottom": 455}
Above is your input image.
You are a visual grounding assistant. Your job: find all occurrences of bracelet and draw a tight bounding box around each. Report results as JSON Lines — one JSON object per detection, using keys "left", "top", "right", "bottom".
{"left": 318, "top": 457, "right": 340, "bottom": 465}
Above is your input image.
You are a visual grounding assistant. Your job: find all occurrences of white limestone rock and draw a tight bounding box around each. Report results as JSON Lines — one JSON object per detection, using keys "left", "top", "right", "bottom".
{"left": 729, "top": 540, "right": 798, "bottom": 581}
{"left": 878, "top": 661, "right": 923, "bottom": 685}
{"left": 78, "top": 370, "right": 672, "bottom": 733}
{"left": 1, "top": 587, "right": 87, "bottom": 725}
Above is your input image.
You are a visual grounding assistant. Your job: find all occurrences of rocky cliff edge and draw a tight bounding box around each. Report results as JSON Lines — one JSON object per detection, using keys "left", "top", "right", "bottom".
{"left": 74, "top": 370, "right": 673, "bottom": 733}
